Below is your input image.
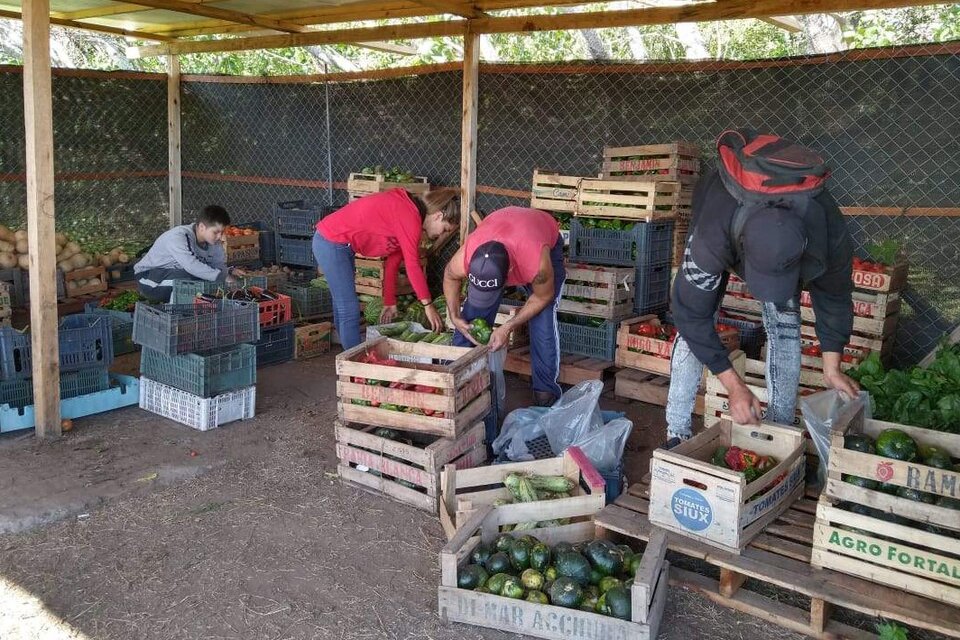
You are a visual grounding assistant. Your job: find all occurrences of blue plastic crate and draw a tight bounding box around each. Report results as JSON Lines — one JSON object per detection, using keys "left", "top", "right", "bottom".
{"left": 276, "top": 236, "right": 316, "bottom": 268}
{"left": 557, "top": 314, "right": 618, "bottom": 360}
{"left": 718, "top": 315, "right": 766, "bottom": 359}
{"left": 273, "top": 201, "right": 324, "bottom": 237}
{"left": 0, "top": 368, "right": 111, "bottom": 409}
{"left": 140, "top": 343, "right": 257, "bottom": 398}
{"left": 600, "top": 463, "right": 626, "bottom": 504}
{"left": 132, "top": 300, "right": 260, "bottom": 357}
{"left": 0, "top": 374, "right": 140, "bottom": 433}
{"left": 85, "top": 301, "right": 138, "bottom": 356}
{"left": 255, "top": 322, "right": 294, "bottom": 366}
{"left": 569, "top": 219, "right": 674, "bottom": 268}
{"left": 0, "top": 314, "right": 113, "bottom": 380}
{"left": 634, "top": 262, "right": 672, "bottom": 315}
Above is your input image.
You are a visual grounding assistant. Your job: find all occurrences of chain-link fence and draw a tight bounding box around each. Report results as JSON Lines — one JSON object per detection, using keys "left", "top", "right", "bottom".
{"left": 0, "top": 42, "right": 958, "bottom": 365}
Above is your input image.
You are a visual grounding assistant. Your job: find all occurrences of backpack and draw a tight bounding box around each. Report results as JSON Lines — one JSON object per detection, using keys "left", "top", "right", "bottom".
{"left": 716, "top": 128, "right": 832, "bottom": 254}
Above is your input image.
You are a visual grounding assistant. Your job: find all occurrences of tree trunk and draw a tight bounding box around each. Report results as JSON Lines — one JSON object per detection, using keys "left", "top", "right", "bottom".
{"left": 801, "top": 14, "right": 844, "bottom": 54}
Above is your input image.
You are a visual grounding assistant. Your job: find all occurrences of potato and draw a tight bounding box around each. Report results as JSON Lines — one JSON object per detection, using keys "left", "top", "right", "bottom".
{"left": 14, "top": 229, "right": 27, "bottom": 242}
{"left": 17, "top": 254, "right": 29, "bottom": 269}
{"left": 118, "top": 253, "right": 129, "bottom": 264}
{"left": 15, "top": 239, "right": 28, "bottom": 254}
{"left": 0, "top": 252, "right": 16, "bottom": 269}
{"left": 100, "top": 255, "right": 113, "bottom": 268}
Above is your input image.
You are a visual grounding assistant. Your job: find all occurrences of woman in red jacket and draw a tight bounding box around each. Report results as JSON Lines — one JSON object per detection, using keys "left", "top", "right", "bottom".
{"left": 313, "top": 187, "right": 459, "bottom": 348}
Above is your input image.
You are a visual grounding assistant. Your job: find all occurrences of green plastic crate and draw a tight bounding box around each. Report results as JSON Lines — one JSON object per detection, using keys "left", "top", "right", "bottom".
{"left": 139, "top": 343, "right": 257, "bottom": 398}
{"left": 277, "top": 281, "right": 332, "bottom": 319}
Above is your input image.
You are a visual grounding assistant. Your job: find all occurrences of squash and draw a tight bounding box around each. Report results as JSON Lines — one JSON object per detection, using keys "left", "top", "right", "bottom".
{"left": 15, "top": 239, "right": 28, "bottom": 254}
{"left": 14, "top": 229, "right": 27, "bottom": 242}
{"left": 117, "top": 253, "right": 129, "bottom": 264}
{"left": 100, "top": 255, "right": 113, "bottom": 268}
{"left": 72, "top": 254, "right": 90, "bottom": 269}
{"left": 17, "top": 254, "right": 29, "bottom": 269}
{"left": 66, "top": 280, "right": 78, "bottom": 293}
{"left": 64, "top": 241, "right": 81, "bottom": 255}
{"left": 0, "top": 252, "right": 16, "bottom": 269}
{"left": 57, "top": 260, "right": 72, "bottom": 272}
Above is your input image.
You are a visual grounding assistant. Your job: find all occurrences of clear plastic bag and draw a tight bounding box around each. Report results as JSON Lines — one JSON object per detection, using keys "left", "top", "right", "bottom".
{"left": 540, "top": 380, "right": 605, "bottom": 454}
{"left": 574, "top": 417, "right": 633, "bottom": 472}
{"left": 800, "top": 389, "right": 871, "bottom": 487}
{"left": 487, "top": 348, "right": 507, "bottom": 403}
{"left": 492, "top": 406, "right": 551, "bottom": 461}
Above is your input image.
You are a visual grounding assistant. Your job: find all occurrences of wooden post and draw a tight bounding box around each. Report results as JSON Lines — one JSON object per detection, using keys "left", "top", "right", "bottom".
{"left": 23, "top": 0, "right": 61, "bottom": 439}
{"left": 459, "top": 27, "right": 479, "bottom": 243}
{"left": 167, "top": 54, "right": 182, "bottom": 227}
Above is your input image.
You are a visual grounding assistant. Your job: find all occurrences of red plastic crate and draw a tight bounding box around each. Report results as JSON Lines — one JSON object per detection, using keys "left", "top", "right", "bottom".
{"left": 194, "top": 287, "right": 292, "bottom": 329}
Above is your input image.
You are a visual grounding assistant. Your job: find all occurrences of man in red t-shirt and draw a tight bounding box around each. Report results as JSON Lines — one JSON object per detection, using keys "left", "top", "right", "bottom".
{"left": 443, "top": 207, "right": 565, "bottom": 406}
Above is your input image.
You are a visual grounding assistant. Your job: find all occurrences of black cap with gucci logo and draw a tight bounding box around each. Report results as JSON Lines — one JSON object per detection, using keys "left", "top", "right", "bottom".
{"left": 467, "top": 241, "right": 510, "bottom": 308}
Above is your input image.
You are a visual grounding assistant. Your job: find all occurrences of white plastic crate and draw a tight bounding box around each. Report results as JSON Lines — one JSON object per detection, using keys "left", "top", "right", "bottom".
{"left": 139, "top": 377, "right": 256, "bottom": 431}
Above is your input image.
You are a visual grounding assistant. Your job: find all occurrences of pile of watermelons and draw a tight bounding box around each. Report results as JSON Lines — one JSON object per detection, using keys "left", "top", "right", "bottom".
{"left": 841, "top": 427, "right": 959, "bottom": 534}
{"left": 457, "top": 535, "right": 639, "bottom": 619}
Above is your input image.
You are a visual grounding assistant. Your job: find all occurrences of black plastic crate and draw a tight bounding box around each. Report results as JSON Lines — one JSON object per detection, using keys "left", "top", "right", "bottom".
{"left": 277, "top": 281, "right": 332, "bottom": 319}
{"left": 718, "top": 315, "right": 766, "bottom": 359}
{"left": 273, "top": 200, "right": 325, "bottom": 237}
{"left": 106, "top": 263, "right": 136, "bottom": 284}
{"left": 557, "top": 314, "right": 618, "bottom": 361}
{"left": 634, "top": 262, "right": 672, "bottom": 315}
{"left": 569, "top": 219, "right": 674, "bottom": 268}
{"left": 0, "top": 268, "right": 25, "bottom": 307}
{"left": 255, "top": 322, "right": 294, "bottom": 366}
{"left": 238, "top": 220, "right": 276, "bottom": 266}
{"left": 276, "top": 236, "right": 316, "bottom": 268}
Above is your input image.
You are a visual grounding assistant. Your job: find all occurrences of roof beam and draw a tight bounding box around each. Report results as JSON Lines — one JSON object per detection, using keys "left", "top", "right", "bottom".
{"left": 56, "top": 0, "right": 219, "bottom": 21}
{"left": 761, "top": 15, "right": 803, "bottom": 31}
{"left": 356, "top": 41, "right": 420, "bottom": 54}
{"left": 0, "top": 8, "right": 172, "bottom": 41}
{"left": 120, "top": 0, "right": 314, "bottom": 33}
{"left": 129, "top": 0, "right": 947, "bottom": 58}
{"left": 412, "top": 0, "right": 488, "bottom": 19}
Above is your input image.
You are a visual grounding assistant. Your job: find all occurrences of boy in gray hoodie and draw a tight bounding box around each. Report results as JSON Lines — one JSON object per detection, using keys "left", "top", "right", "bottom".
{"left": 135, "top": 205, "right": 240, "bottom": 302}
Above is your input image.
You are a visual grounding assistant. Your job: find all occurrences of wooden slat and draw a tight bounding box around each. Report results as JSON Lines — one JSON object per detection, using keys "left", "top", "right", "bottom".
{"left": 167, "top": 55, "right": 182, "bottom": 228}
{"left": 23, "top": 0, "right": 61, "bottom": 440}
{"left": 460, "top": 27, "right": 480, "bottom": 241}
{"left": 122, "top": 0, "right": 314, "bottom": 33}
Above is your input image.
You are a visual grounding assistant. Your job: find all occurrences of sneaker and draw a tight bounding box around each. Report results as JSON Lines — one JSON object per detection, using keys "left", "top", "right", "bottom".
{"left": 661, "top": 436, "right": 687, "bottom": 450}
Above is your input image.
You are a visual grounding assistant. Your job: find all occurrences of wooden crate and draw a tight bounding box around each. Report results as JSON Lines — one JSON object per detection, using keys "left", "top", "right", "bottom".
{"left": 809, "top": 406, "right": 960, "bottom": 603}
{"left": 294, "top": 321, "right": 332, "bottom": 359}
{"left": 354, "top": 255, "right": 425, "bottom": 298}
{"left": 576, "top": 178, "right": 687, "bottom": 221}
{"left": 244, "top": 268, "right": 289, "bottom": 290}
{"left": 704, "top": 353, "right": 808, "bottom": 428}
{"left": 223, "top": 231, "right": 260, "bottom": 264}
{"left": 493, "top": 303, "right": 528, "bottom": 349}
{"left": 648, "top": 418, "right": 806, "bottom": 554}
{"left": 439, "top": 446, "right": 606, "bottom": 539}
{"left": 336, "top": 337, "right": 491, "bottom": 438}
{"left": 62, "top": 266, "right": 108, "bottom": 298}
{"left": 615, "top": 315, "right": 738, "bottom": 376}
{"left": 558, "top": 263, "right": 635, "bottom": 320}
{"left": 601, "top": 141, "right": 701, "bottom": 185}
{"left": 438, "top": 504, "right": 670, "bottom": 640}
{"left": 596, "top": 480, "right": 960, "bottom": 640}
{"left": 346, "top": 172, "right": 430, "bottom": 197}
{"left": 722, "top": 294, "right": 899, "bottom": 338}
{"left": 851, "top": 260, "right": 908, "bottom": 294}
{"left": 336, "top": 420, "right": 486, "bottom": 514}
{"left": 530, "top": 169, "right": 586, "bottom": 213}
{"left": 614, "top": 368, "right": 705, "bottom": 415}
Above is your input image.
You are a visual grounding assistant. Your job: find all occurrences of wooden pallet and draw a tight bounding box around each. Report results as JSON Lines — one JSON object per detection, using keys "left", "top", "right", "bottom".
{"left": 595, "top": 481, "right": 960, "bottom": 640}
{"left": 503, "top": 345, "right": 613, "bottom": 385}
{"left": 613, "top": 367, "right": 706, "bottom": 415}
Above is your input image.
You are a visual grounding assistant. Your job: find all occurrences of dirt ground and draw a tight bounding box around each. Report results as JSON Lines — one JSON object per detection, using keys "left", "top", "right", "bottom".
{"left": 0, "top": 353, "right": 936, "bottom": 640}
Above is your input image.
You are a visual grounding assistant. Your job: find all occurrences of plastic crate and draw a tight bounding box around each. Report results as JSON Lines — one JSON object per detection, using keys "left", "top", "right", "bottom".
{"left": 0, "top": 374, "right": 140, "bottom": 434}
{"left": 0, "top": 368, "right": 111, "bottom": 409}
{"left": 140, "top": 343, "right": 256, "bottom": 398}
{"left": 259, "top": 230, "right": 276, "bottom": 265}
{"left": 634, "top": 262, "right": 672, "bottom": 315}
{"left": 132, "top": 300, "right": 260, "bottom": 357}
{"left": 273, "top": 200, "right": 324, "bottom": 237}
{"left": 718, "top": 315, "right": 766, "bottom": 359}
{"left": 0, "top": 268, "right": 25, "bottom": 307}
{"left": 600, "top": 462, "right": 626, "bottom": 504}
{"left": 23, "top": 269, "right": 66, "bottom": 301}
{"left": 169, "top": 277, "right": 269, "bottom": 305}
{"left": 277, "top": 281, "right": 332, "bottom": 319}
{"left": 276, "top": 235, "right": 316, "bottom": 268}
{"left": 85, "top": 302, "right": 137, "bottom": 356}
{"left": 139, "top": 377, "right": 256, "bottom": 432}
{"left": 558, "top": 314, "right": 618, "bottom": 360}
{"left": 569, "top": 219, "right": 674, "bottom": 267}
{"left": 0, "top": 314, "right": 114, "bottom": 380}
{"left": 255, "top": 322, "right": 294, "bottom": 366}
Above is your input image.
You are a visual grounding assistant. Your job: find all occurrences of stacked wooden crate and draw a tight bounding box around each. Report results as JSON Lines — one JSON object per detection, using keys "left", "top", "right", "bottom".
{"left": 600, "top": 142, "right": 701, "bottom": 267}
{"left": 721, "top": 256, "right": 906, "bottom": 367}
{"left": 334, "top": 337, "right": 491, "bottom": 513}
{"left": 810, "top": 403, "right": 960, "bottom": 606}
{"left": 554, "top": 262, "right": 635, "bottom": 364}
{"left": 346, "top": 171, "right": 429, "bottom": 203}
{"left": 530, "top": 168, "right": 586, "bottom": 245}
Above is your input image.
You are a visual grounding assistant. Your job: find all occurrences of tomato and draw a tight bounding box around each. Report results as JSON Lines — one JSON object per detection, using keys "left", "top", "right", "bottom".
{"left": 841, "top": 353, "right": 855, "bottom": 363}
{"left": 636, "top": 323, "right": 658, "bottom": 337}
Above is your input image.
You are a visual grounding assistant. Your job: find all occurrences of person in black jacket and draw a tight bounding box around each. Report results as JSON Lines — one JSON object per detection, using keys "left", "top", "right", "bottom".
{"left": 666, "top": 131, "right": 860, "bottom": 446}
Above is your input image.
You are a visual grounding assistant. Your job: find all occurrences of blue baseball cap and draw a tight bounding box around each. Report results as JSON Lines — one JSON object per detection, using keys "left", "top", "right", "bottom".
{"left": 467, "top": 241, "right": 509, "bottom": 308}
{"left": 742, "top": 208, "right": 806, "bottom": 303}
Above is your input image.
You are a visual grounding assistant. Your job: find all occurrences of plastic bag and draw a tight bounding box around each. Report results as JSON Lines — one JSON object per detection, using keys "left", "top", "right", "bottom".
{"left": 574, "top": 417, "right": 633, "bottom": 472}
{"left": 800, "top": 389, "right": 871, "bottom": 487}
{"left": 487, "top": 348, "right": 507, "bottom": 403}
{"left": 492, "top": 406, "right": 551, "bottom": 461}
{"left": 540, "top": 380, "right": 605, "bottom": 454}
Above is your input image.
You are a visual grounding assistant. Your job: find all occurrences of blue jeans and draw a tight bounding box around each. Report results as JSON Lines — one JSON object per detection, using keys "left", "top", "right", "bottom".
{"left": 312, "top": 232, "right": 361, "bottom": 349}
{"left": 666, "top": 298, "right": 802, "bottom": 439}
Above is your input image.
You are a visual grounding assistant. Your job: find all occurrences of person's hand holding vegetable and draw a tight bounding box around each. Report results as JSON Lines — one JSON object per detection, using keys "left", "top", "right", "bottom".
{"left": 379, "top": 304, "right": 398, "bottom": 324}
{"left": 423, "top": 300, "right": 445, "bottom": 333}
